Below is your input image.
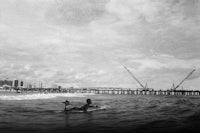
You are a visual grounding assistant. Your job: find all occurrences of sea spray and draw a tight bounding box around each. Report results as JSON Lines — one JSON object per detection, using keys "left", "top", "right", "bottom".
{"left": 0, "top": 93, "right": 95, "bottom": 100}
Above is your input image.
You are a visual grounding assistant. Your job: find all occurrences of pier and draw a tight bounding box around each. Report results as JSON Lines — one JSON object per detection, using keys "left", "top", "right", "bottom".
{"left": 63, "top": 88, "right": 200, "bottom": 96}
{"left": 1, "top": 87, "right": 200, "bottom": 96}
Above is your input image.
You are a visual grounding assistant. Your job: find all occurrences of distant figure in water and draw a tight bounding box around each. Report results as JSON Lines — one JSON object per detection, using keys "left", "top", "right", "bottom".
{"left": 79, "top": 99, "right": 98, "bottom": 112}
{"left": 65, "top": 99, "right": 98, "bottom": 112}
{"left": 63, "top": 100, "right": 73, "bottom": 111}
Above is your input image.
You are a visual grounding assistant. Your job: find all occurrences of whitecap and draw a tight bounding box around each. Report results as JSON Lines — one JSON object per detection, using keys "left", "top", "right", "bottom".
{"left": 0, "top": 93, "right": 95, "bottom": 100}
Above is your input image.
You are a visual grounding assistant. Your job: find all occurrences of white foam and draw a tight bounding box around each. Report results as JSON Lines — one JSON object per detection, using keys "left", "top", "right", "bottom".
{"left": 100, "top": 105, "right": 110, "bottom": 109}
{"left": 0, "top": 93, "right": 95, "bottom": 100}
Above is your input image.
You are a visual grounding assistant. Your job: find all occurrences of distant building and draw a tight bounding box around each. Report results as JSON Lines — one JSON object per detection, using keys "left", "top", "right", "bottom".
{"left": 20, "top": 81, "right": 23, "bottom": 87}
{"left": 14, "top": 80, "right": 19, "bottom": 87}
{"left": 28, "top": 84, "right": 32, "bottom": 89}
{"left": 12, "top": 80, "right": 24, "bottom": 88}
{"left": 37, "top": 81, "right": 43, "bottom": 88}
{"left": 58, "top": 86, "right": 62, "bottom": 89}
{"left": 0, "top": 80, "right": 13, "bottom": 87}
{"left": 51, "top": 83, "right": 58, "bottom": 88}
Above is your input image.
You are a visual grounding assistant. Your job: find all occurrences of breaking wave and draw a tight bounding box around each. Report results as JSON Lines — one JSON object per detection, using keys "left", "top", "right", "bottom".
{"left": 0, "top": 93, "right": 95, "bottom": 100}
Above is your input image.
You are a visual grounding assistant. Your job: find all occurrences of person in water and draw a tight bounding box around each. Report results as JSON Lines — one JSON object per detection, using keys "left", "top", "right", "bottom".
{"left": 79, "top": 99, "right": 98, "bottom": 112}
{"left": 63, "top": 100, "right": 73, "bottom": 111}
{"left": 65, "top": 99, "right": 98, "bottom": 112}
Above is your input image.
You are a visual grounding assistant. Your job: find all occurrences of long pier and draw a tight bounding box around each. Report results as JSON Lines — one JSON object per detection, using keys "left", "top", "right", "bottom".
{"left": 70, "top": 88, "right": 200, "bottom": 96}
{"left": 1, "top": 87, "right": 200, "bottom": 96}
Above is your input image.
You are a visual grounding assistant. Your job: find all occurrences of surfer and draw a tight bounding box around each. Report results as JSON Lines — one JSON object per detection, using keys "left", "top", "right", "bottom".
{"left": 80, "top": 99, "right": 98, "bottom": 112}
{"left": 65, "top": 99, "right": 98, "bottom": 112}
{"left": 63, "top": 100, "right": 73, "bottom": 111}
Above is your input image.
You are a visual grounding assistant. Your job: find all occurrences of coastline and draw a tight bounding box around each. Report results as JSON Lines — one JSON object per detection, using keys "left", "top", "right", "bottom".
{"left": 0, "top": 91, "right": 95, "bottom": 100}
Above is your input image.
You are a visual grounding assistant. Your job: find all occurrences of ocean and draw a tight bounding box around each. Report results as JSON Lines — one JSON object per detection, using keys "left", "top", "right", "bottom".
{"left": 0, "top": 92, "right": 200, "bottom": 133}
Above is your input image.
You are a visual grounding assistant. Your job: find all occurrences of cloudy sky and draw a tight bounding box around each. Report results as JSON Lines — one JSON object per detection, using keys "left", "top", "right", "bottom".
{"left": 0, "top": 0, "right": 200, "bottom": 89}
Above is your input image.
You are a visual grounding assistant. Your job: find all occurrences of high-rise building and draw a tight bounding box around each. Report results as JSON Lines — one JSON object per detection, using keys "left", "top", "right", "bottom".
{"left": 7, "top": 80, "right": 12, "bottom": 86}
{"left": 20, "top": 81, "right": 23, "bottom": 87}
{"left": 0, "top": 80, "right": 12, "bottom": 87}
{"left": 14, "top": 80, "right": 19, "bottom": 87}
{"left": 29, "top": 84, "right": 32, "bottom": 89}
{"left": 0, "top": 80, "right": 3, "bottom": 86}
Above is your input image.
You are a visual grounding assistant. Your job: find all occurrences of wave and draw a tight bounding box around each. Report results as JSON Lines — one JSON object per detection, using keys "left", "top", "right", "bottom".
{"left": 187, "top": 111, "right": 200, "bottom": 121}
{"left": 0, "top": 93, "right": 95, "bottom": 100}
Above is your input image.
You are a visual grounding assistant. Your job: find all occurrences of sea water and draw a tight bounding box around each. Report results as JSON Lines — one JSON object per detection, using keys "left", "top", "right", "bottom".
{"left": 0, "top": 92, "right": 200, "bottom": 133}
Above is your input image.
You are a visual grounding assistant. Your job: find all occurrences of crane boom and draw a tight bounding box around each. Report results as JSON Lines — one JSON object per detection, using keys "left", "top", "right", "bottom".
{"left": 124, "top": 66, "right": 145, "bottom": 89}
{"left": 174, "top": 69, "right": 196, "bottom": 90}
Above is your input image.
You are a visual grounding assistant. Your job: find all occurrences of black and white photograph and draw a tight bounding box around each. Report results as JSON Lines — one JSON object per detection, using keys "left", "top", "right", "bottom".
{"left": 0, "top": 0, "right": 200, "bottom": 133}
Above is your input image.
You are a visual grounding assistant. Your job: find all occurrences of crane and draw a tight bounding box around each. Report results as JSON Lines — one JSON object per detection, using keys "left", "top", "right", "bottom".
{"left": 124, "top": 66, "right": 145, "bottom": 89}
{"left": 173, "top": 69, "right": 196, "bottom": 90}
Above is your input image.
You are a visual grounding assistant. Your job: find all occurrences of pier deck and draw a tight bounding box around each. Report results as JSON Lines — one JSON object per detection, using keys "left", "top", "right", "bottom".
{"left": 1, "top": 87, "right": 200, "bottom": 96}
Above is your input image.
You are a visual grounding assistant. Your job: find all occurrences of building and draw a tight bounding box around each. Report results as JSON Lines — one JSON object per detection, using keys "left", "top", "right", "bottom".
{"left": 0, "top": 80, "right": 13, "bottom": 87}
{"left": 12, "top": 80, "right": 24, "bottom": 88}
{"left": 20, "top": 81, "right": 23, "bottom": 87}
{"left": 14, "top": 80, "right": 19, "bottom": 87}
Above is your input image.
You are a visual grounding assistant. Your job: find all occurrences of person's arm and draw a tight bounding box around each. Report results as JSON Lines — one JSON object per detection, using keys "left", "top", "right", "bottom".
{"left": 81, "top": 104, "right": 88, "bottom": 112}
{"left": 89, "top": 105, "right": 99, "bottom": 108}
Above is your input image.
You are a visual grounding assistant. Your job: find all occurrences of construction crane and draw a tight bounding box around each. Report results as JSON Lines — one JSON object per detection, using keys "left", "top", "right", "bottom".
{"left": 173, "top": 69, "right": 196, "bottom": 90}
{"left": 124, "top": 66, "right": 145, "bottom": 89}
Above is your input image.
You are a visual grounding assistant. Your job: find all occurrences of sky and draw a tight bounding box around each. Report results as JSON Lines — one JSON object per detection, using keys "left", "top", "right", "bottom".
{"left": 0, "top": 0, "right": 200, "bottom": 89}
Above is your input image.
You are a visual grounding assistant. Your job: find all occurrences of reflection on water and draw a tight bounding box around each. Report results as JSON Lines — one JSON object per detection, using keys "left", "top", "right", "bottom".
{"left": 0, "top": 93, "right": 200, "bottom": 133}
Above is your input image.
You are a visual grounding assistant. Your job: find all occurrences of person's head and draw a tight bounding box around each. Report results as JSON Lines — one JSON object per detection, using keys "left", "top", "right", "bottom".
{"left": 65, "top": 100, "right": 70, "bottom": 105}
{"left": 86, "top": 99, "right": 92, "bottom": 104}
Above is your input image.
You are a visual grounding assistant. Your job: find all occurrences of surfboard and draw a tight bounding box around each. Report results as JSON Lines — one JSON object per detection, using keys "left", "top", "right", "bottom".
{"left": 65, "top": 106, "right": 106, "bottom": 113}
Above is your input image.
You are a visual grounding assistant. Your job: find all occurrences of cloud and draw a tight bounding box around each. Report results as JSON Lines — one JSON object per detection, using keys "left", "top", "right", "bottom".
{"left": 104, "top": 0, "right": 200, "bottom": 59}
{"left": 46, "top": 0, "right": 109, "bottom": 26}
